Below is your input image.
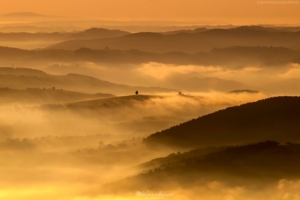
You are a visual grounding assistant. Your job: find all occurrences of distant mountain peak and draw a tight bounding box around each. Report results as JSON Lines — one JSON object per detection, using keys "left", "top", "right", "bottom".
{"left": 81, "top": 27, "right": 129, "bottom": 34}
{"left": 1, "top": 12, "right": 47, "bottom": 17}
{"left": 234, "top": 25, "right": 278, "bottom": 32}
{"left": 83, "top": 27, "right": 108, "bottom": 33}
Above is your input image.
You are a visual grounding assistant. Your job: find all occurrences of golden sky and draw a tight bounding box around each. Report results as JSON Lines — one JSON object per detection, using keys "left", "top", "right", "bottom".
{"left": 1, "top": 0, "right": 300, "bottom": 24}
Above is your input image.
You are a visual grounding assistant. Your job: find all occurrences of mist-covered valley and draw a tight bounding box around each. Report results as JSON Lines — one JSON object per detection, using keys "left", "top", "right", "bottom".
{"left": 1, "top": 11, "right": 300, "bottom": 199}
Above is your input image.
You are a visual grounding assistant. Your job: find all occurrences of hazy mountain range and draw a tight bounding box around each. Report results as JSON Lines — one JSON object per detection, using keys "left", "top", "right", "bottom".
{"left": 47, "top": 26, "right": 300, "bottom": 53}
{"left": 0, "top": 12, "right": 62, "bottom": 23}
{"left": 0, "top": 12, "right": 50, "bottom": 19}
{"left": 0, "top": 45, "right": 299, "bottom": 68}
{"left": 0, "top": 67, "right": 254, "bottom": 93}
{"left": 0, "top": 28, "right": 129, "bottom": 41}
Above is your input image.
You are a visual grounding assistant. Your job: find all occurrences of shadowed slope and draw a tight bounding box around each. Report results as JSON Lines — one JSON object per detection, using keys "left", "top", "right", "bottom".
{"left": 104, "top": 141, "right": 300, "bottom": 193}
{"left": 144, "top": 97, "right": 300, "bottom": 149}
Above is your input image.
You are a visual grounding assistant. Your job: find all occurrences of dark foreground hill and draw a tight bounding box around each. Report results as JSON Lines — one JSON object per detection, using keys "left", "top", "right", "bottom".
{"left": 104, "top": 141, "right": 300, "bottom": 193}
{"left": 144, "top": 96, "right": 300, "bottom": 149}
{"left": 0, "top": 68, "right": 175, "bottom": 95}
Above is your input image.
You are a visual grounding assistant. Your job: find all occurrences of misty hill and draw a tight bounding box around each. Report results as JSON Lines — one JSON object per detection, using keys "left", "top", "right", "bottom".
{"left": 138, "top": 146, "right": 224, "bottom": 171}
{"left": 0, "top": 25, "right": 65, "bottom": 33}
{"left": 228, "top": 89, "right": 259, "bottom": 94}
{"left": 144, "top": 97, "right": 300, "bottom": 149}
{"left": 0, "top": 28, "right": 129, "bottom": 41}
{"left": 43, "top": 95, "right": 163, "bottom": 110}
{"left": 69, "top": 28, "right": 129, "bottom": 40}
{"left": 204, "top": 46, "right": 300, "bottom": 67}
{"left": 0, "top": 68, "right": 175, "bottom": 95}
{"left": 105, "top": 141, "right": 300, "bottom": 193}
{"left": 0, "top": 12, "right": 56, "bottom": 23}
{"left": 1, "top": 46, "right": 299, "bottom": 68}
{"left": 0, "top": 12, "right": 47, "bottom": 18}
{"left": 160, "top": 25, "right": 300, "bottom": 35}
{"left": 47, "top": 26, "right": 300, "bottom": 53}
{"left": 271, "top": 26, "right": 300, "bottom": 32}
{"left": 162, "top": 28, "right": 208, "bottom": 35}
{"left": 0, "top": 87, "right": 113, "bottom": 104}
{"left": 0, "top": 67, "right": 47, "bottom": 76}
{"left": 42, "top": 94, "right": 192, "bottom": 139}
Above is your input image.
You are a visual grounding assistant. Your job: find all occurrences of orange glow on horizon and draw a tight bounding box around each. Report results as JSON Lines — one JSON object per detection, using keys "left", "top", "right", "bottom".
{"left": 0, "top": 0, "right": 299, "bottom": 24}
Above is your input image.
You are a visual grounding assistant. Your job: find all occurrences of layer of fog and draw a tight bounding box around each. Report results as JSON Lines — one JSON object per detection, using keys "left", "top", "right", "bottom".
{"left": 0, "top": 92, "right": 268, "bottom": 199}
{"left": 0, "top": 57, "right": 298, "bottom": 200}
{"left": 43, "top": 62, "right": 300, "bottom": 95}
{"left": 0, "top": 40, "right": 62, "bottom": 50}
{"left": 0, "top": 20, "right": 231, "bottom": 33}
{"left": 94, "top": 179, "right": 300, "bottom": 200}
{"left": 1, "top": 177, "right": 299, "bottom": 200}
{"left": 0, "top": 92, "right": 267, "bottom": 141}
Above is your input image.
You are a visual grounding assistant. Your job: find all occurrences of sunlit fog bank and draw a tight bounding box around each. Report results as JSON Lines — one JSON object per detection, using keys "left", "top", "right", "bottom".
{"left": 41, "top": 62, "right": 300, "bottom": 95}
{"left": 0, "top": 92, "right": 267, "bottom": 141}
{"left": 0, "top": 91, "right": 268, "bottom": 200}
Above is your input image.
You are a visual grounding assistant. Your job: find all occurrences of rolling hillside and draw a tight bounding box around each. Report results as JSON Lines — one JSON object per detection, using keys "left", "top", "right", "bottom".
{"left": 42, "top": 95, "right": 163, "bottom": 110}
{"left": 104, "top": 141, "right": 300, "bottom": 193}
{"left": 0, "top": 87, "right": 113, "bottom": 104}
{"left": 0, "top": 46, "right": 299, "bottom": 68}
{"left": 47, "top": 26, "right": 300, "bottom": 53}
{"left": 0, "top": 68, "right": 176, "bottom": 95}
{"left": 144, "top": 96, "right": 300, "bottom": 149}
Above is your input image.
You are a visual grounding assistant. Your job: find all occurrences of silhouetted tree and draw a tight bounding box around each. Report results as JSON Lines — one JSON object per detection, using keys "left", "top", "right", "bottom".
{"left": 136, "top": 91, "right": 139, "bottom": 95}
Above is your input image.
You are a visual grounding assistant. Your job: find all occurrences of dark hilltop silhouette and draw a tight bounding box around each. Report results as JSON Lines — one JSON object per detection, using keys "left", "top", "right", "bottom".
{"left": 103, "top": 141, "right": 300, "bottom": 193}
{"left": 144, "top": 96, "right": 300, "bottom": 149}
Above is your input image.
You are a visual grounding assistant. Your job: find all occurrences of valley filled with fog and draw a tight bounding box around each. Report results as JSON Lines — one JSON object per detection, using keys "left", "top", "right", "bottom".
{"left": 0, "top": 12, "right": 300, "bottom": 199}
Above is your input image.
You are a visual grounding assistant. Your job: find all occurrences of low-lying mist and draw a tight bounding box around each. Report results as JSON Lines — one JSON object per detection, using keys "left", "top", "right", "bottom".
{"left": 0, "top": 91, "right": 268, "bottom": 200}
{"left": 41, "top": 61, "right": 300, "bottom": 95}
{"left": 89, "top": 179, "right": 300, "bottom": 200}
{"left": 0, "top": 92, "right": 267, "bottom": 141}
